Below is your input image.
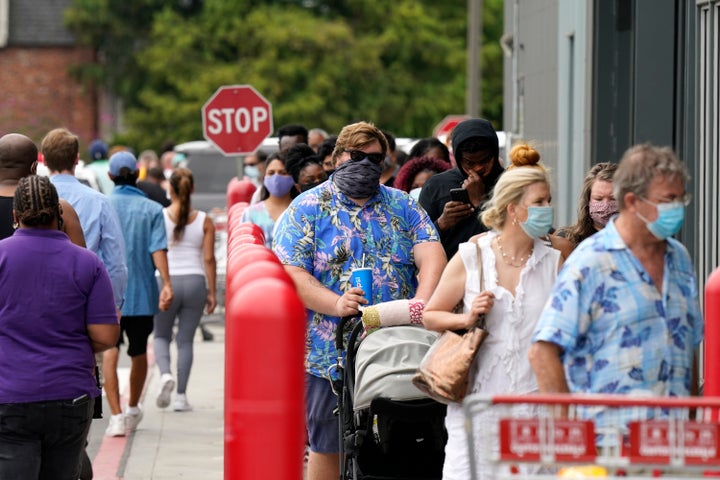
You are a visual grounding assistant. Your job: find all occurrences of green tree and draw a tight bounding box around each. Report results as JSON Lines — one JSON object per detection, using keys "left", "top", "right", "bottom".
{"left": 65, "top": 0, "right": 504, "bottom": 151}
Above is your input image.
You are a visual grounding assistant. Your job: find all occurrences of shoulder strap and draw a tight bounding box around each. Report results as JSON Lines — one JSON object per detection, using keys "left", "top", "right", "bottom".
{"left": 475, "top": 241, "right": 487, "bottom": 329}
{"left": 476, "top": 241, "right": 484, "bottom": 292}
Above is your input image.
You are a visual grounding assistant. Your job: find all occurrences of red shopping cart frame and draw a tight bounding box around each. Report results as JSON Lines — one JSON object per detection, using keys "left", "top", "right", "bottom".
{"left": 464, "top": 393, "right": 720, "bottom": 475}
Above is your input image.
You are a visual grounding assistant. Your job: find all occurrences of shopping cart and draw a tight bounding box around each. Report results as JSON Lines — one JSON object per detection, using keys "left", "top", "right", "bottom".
{"left": 462, "top": 393, "right": 720, "bottom": 479}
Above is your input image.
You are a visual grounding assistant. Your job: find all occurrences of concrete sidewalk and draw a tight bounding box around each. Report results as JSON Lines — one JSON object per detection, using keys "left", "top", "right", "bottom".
{"left": 91, "top": 320, "right": 225, "bottom": 480}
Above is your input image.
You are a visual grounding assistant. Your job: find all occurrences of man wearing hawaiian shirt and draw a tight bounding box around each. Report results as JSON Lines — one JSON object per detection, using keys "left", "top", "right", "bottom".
{"left": 273, "top": 121, "right": 446, "bottom": 480}
{"left": 529, "top": 144, "right": 702, "bottom": 417}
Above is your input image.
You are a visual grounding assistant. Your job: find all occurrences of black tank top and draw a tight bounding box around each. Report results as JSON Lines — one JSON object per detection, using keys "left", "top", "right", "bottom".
{"left": 0, "top": 196, "right": 15, "bottom": 240}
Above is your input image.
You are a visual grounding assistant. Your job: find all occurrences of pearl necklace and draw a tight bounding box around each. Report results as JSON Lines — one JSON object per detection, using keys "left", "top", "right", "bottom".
{"left": 496, "top": 235, "right": 533, "bottom": 268}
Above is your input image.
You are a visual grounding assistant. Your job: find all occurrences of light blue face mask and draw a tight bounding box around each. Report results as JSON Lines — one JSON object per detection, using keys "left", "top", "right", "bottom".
{"left": 244, "top": 165, "right": 260, "bottom": 180}
{"left": 519, "top": 206, "right": 554, "bottom": 238}
{"left": 637, "top": 199, "right": 685, "bottom": 240}
{"left": 409, "top": 187, "right": 422, "bottom": 201}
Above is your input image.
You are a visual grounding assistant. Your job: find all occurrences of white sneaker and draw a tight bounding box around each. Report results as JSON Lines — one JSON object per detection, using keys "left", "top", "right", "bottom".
{"left": 173, "top": 394, "right": 193, "bottom": 412}
{"left": 105, "top": 413, "right": 126, "bottom": 437}
{"left": 125, "top": 405, "right": 144, "bottom": 432}
{"left": 156, "top": 373, "right": 175, "bottom": 409}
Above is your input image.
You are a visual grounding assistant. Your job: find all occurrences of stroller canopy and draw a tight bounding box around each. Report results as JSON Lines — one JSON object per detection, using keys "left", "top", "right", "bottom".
{"left": 353, "top": 325, "right": 438, "bottom": 411}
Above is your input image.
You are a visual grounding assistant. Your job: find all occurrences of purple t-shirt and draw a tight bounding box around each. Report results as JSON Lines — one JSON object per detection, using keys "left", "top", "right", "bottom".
{"left": 0, "top": 228, "right": 118, "bottom": 403}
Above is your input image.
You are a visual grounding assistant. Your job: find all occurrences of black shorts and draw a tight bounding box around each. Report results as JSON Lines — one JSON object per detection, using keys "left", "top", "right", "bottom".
{"left": 117, "top": 315, "right": 154, "bottom": 357}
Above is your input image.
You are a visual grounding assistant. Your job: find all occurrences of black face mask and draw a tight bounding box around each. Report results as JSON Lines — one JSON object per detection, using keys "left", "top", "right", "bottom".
{"left": 300, "top": 181, "right": 323, "bottom": 192}
{"left": 332, "top": 157, "right": 383, "bottom": 199}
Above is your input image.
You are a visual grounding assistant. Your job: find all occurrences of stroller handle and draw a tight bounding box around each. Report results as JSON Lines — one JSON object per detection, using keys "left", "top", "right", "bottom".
{"left": 335, "top": 315, "right": 357, "bottom": 352}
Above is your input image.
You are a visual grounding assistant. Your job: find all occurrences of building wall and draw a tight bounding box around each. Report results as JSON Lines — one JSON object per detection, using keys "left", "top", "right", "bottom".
{"left": 503, "top": 0, "right": 563, "bottom": 216}
{"left": 0, "top": 46, "right": 97, "bottom": 146}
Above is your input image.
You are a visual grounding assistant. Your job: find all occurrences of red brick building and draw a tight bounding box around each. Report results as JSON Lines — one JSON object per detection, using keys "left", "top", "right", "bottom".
{"left": 0, "top": 0, "right": 100, "bottom": 148}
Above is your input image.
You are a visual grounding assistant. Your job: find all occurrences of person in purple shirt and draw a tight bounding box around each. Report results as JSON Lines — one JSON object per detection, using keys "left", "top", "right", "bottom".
{"left": 0, "top": 175, "right": 119, "bottom": 479}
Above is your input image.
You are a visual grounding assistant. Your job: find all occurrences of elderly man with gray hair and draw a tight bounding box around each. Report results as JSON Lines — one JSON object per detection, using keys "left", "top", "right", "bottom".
{"left": 529, "top": 144, "right": 702, "bottom": 414}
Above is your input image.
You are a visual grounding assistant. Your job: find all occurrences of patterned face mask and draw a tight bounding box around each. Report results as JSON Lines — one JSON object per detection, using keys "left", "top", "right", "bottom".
{"left": 332, "top": 156, "right": 383, "bottom": 199}
{"left": 589, "top": 200, "right": 618, "bottom": 227}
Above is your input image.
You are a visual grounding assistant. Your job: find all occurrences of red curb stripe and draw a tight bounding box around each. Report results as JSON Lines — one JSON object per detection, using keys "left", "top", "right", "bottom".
{"left": 92, "top": 437, "right": 127, "bottom": 480}
{"left": 92, "top": 342, "right": 156, "bottom": 480}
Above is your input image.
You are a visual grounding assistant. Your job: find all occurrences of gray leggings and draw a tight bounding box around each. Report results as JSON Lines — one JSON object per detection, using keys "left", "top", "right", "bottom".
{"left": 153, "top": 274, "right": 207, "bottom": 394}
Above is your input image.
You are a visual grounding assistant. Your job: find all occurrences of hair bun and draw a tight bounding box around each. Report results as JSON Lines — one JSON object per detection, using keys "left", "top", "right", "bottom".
{"left": 509, "top": 143, "right": 541, "bottom": 168}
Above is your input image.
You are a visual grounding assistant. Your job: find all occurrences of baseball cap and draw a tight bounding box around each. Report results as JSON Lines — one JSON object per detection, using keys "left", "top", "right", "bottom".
{"left": 88, "top": 139, "right": 109, "bottom": 161}
{"left": 109, "top": 151, "right": 139, "bottom": 176}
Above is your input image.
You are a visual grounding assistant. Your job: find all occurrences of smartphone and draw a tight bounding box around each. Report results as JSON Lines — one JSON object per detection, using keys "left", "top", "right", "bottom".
{"left": 449, "top": 188, "right": 471, "bottom": 204}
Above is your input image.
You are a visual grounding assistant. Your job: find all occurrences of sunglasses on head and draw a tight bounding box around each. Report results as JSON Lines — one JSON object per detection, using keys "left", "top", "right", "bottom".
{"left": 344, "top": 149, "right": 385, "bottom": 165}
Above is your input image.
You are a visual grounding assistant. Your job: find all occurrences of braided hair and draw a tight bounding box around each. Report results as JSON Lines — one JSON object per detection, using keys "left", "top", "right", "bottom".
{"left": 168, "top": 167, "right": 194, "bottom": 242}
{"left": 14, "top": 175, "right": 62, "bottom": 228}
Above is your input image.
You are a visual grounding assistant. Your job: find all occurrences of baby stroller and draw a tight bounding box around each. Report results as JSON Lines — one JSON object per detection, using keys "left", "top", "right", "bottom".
{"left": 334, "top": 315, "right": 447, "bottom": 480}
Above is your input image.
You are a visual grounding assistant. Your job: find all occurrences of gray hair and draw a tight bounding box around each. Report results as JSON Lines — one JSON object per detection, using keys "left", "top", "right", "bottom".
{"left": 309, "top": 128, "right": 329, "bottom": 138}
{"left": 613, "top": 144, "right": 689, "bottom": 210}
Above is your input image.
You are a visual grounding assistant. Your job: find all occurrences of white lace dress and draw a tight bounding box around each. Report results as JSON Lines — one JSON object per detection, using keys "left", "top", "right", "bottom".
{"left": 442, "top": 231, "right": 560, "bottom": 480}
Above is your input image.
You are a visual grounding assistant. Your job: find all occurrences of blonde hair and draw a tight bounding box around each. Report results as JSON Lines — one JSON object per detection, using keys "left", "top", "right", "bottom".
{"left": 481, "top": 143, "right": 550, "bottom": 230}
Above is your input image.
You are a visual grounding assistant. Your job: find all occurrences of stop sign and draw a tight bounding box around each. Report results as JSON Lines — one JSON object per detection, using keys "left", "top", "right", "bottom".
{"left": 433, "top": 114, "right": 470, "bottom": 140}
{"left": 202, "top": 85, "right": 273, "bottom": 156}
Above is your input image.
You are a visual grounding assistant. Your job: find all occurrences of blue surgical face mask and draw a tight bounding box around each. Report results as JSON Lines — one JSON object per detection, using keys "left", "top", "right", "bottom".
{"left": 244, "top": 165, "right": 260, "bottom": 180}
{"left": 519, "top": 206, "right": 553, "bottom": 238}
{"left": 637, "top": 199, "right": 685, "bottom": 240}
{"left": 409, "top": 187, "right": 422, "bottom": 201}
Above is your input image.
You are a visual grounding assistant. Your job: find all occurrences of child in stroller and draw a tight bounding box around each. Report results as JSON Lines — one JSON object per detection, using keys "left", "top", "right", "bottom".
{"left": 334, "top": 300, "right": 447, "bottom": 480}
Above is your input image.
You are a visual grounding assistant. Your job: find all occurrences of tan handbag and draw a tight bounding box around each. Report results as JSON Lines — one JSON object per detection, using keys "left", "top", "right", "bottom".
{"left": 412, "top": 242, "right": 487, "bottom": 404}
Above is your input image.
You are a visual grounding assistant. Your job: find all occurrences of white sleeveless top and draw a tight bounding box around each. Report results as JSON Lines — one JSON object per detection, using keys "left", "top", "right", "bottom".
{"left": 161, "top": 209, "right": 207, "bottom": 277}
{"left": 460, "top": 230, "right": 560, "bottom": 395}
{"left": 441, "top": 231, "right": 560, "bottom": 480}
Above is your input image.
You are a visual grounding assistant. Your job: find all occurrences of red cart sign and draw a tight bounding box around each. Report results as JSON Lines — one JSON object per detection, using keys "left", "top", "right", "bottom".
{"left": 628, "top": 420, "right": 720, "bottom": 465}
{"left": 202, "top": 85, "right": 273, "bottom": 156}
{"left": 499, "top": 418, "right": 597, "bottom": 463}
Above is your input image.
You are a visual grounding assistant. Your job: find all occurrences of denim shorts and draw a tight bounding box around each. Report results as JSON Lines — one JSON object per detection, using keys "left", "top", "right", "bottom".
{"left": 305, "top": 374, "right": 339, "bottom": 454}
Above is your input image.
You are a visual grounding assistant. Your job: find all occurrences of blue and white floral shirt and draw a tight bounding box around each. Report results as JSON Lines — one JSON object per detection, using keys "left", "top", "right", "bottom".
{"left": 273, "top": 180, "right": 439, "bottom": 380}
{"left": 532, "top": 219, "right": 702, "bottom": 399}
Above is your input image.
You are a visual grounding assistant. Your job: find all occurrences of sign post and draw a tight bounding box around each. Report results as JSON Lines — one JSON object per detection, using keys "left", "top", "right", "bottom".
{"left": 202, "top": 85, "right": 273, "bottom": 156}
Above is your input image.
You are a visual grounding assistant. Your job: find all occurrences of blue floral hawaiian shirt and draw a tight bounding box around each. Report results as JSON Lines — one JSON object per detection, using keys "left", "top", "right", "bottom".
{"left": 533, "top": 219, "right": 702, "bottom": 400}
{"left": 273, "top": 180, "right": 439, "bottom": 380}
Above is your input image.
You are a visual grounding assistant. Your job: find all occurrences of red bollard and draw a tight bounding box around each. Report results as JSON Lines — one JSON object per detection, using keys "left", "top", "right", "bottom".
{"left": 227, "top": 179, "right": 256, "bottom": 209}
{"left": 228, "top": 233, "right": 265, "bottom": 252}
{"left": 227, "top": 202, "right": 250, "bottom": 227}
{"left": 225, "top": 246, "right": 281, "bottom": 295}
{"left": 228, "top": 260, "right": 293, "bottom": 296}
{"left": 227, "top": 243, "right": 277, "bottom": 262}
{"left": 705, "top": 268, "right": 720, "bottom": 399}
{"left": 229, "top": 222, "right": 266, "bottom": 243}
{"left": 225, "top": 277, "right": 306, "bottom": 480}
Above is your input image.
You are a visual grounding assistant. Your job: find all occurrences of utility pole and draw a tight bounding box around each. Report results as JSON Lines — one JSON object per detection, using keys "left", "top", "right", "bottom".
{"left": 466, "top": 0, "right": 483, "bottom": 117}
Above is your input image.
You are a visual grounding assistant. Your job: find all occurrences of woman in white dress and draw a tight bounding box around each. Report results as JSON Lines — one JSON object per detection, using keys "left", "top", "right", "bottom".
{"left": 423, "top": 144, "right": 564, "bottom": 480}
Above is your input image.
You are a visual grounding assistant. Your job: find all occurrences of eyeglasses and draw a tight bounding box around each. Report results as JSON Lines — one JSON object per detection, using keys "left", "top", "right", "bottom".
{"left": 344, "top": 149, "right": 385, "bottom": 165}
{"left": 641, "top": 193, "right": 692, "bottom": 207}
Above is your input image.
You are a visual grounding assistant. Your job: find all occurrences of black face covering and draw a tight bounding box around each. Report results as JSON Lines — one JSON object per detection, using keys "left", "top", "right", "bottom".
{"left": 332, "top": 157, "right": 383, "bottom": 199}
{"left": 300, "top": 181, "right": 323, "bottom": 192}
